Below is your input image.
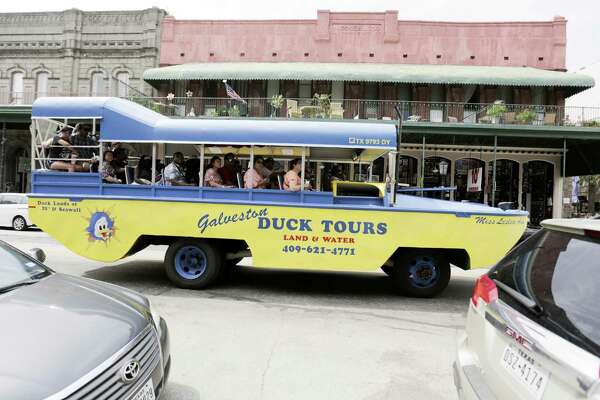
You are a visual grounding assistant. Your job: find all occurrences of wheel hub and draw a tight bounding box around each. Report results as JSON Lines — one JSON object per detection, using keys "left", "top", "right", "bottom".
{"left": 175, "top": 246, "right": 208, "bottom": 280}
{"left": 408, "top": 256, "right": 439, "bottom": 288}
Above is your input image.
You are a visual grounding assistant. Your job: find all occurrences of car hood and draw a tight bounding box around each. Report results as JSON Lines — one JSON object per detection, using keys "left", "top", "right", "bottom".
{"left": 0, "top": 274, "right": 150, "bottom": 400}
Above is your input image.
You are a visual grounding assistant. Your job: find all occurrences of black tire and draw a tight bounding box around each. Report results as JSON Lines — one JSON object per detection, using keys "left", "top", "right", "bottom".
{"left": 164, "top": 239, "right": 223, "bottom": 289}
{"left": 390, "top": 250, "right": 450, "bottom": 298}
{"left": 12, "top": 216, "right": 27, "bottom": 231}
{"left": 226, "top": 257, "right": 243, "bottom": 268}
{"left": 216, "top": 257, "right": 244, "bottom": 282}
{"left": 381, "top": 265, "right": 394, "bottom": 276}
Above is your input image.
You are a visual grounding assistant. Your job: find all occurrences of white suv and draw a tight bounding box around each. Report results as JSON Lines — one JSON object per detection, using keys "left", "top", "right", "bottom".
{"left": 0, "top": 193, "right": 31, "bottom": 230}
{"left": 454, "top": 218, "right": 600, "bottom": 400}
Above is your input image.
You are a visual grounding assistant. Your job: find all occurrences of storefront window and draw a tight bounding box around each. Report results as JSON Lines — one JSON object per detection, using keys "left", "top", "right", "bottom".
{"left": 398, "top": 156, "right": 418, "bottom": 186}
{"left": 423, "top": 156, "right": 451, "bottom": 199}
{"left": 522, "top": 161, "right": 554, "bottom": 226}
{"left": 488, "top": 159, "right": 519, "bottom": 208}
{"left": 454, "top": 158, "right": 485, "bottom": 203}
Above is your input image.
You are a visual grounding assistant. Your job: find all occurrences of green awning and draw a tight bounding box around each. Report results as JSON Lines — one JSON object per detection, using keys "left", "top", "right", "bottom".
{"left": 143, "top": 62, "right": 594, "bottom": 89}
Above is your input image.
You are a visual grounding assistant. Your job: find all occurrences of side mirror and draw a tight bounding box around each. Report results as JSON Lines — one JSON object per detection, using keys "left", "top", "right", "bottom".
{"left": 28, "top": 248, "right": 46, "bottom": 264}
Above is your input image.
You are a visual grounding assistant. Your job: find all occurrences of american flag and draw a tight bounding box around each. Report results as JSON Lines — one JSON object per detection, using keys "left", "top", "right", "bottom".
{"left": 224, "top": 82, "right": 247, "bottom": 104}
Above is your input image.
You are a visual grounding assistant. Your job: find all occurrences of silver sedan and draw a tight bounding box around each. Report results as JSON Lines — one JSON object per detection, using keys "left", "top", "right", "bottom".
{"left": 0, "top": 241, "right": 171, "bottom": 400}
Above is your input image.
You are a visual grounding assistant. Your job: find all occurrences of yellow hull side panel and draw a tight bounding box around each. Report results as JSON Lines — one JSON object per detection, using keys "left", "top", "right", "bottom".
{"left": 29, "top": 197, "right": 527, "bottom": 270}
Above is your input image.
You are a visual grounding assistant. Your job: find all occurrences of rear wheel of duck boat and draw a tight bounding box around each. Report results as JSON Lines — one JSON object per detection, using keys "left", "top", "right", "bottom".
{"left": 390, "top": 250, "right": 450, "bottom": 298}
{"left": 165, "top": 239, "right": 223, "bottom": 289}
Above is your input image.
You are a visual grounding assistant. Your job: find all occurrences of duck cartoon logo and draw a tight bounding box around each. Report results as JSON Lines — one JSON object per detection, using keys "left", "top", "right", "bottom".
{"left": 86, "top": 212, "right": 115, "bottom": 242}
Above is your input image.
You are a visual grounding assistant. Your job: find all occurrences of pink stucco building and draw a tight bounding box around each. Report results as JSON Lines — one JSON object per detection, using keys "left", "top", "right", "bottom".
{"left": 160, "top": 10, "right": 567, "bottom": 70}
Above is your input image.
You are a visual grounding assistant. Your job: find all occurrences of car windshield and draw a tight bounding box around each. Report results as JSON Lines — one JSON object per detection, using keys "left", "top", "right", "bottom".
{"left": 0, "top": 243, "right": 50, "bottom": 291}
{"left": 489, "top": 228, "right": 600, "bottom": 356}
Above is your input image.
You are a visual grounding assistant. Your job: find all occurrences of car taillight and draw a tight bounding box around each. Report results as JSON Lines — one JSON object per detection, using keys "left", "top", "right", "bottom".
{"left": 584, "top": 229, "right": 600, "bottom": 240}
{"left": 471, "top": 275, "right": 498, "bottom": 306}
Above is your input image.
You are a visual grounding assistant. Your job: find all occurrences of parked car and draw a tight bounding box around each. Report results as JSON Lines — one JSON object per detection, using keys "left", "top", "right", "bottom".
{"left": 454, "top": 218, "right": 600, "bottom": 400}
{"left": 0, "top": 193, "right": 31, "bottom": 230}
{"left": 0, "top": 240, "right": 171, "bottom": 400}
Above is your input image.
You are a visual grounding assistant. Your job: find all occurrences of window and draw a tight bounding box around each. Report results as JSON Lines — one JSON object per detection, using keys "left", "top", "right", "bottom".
{"left": 11, "top": 71, "right": 24, "bottom": 104}
{"left": 490, "top": 230, "right": 600, "bottom": 357}
{"left": 116, "top": 71, "right": 129, "bottom": 98}
{"left": 91, "top": 71, "right": 104, "bottom": 96}
{"left": 36, "top": 71, "right": 49, "bottom": 98}
{"left": 1, "top": 195, "right": 18, "bottom": 204}
{"left": 299, "top": 80, "right": 311, "bottom": 99}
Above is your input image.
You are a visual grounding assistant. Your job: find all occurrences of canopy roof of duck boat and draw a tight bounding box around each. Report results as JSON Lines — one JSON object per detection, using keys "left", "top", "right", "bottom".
{"left": 31, "top": 97, "right": 396, "bottom": 150}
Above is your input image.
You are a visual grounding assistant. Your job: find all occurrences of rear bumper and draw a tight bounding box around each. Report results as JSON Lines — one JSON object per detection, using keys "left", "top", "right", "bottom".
{"left": 454, "top": 333, "right": 497, "bottom": 400}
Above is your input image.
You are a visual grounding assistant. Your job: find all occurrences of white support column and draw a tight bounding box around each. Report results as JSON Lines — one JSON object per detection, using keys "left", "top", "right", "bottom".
{"left": 151, "top": 143, "right": 157, "bottom": 184}
{"left": 316, "top": 162, "right": 322, "bottom": 191}
{"left": 301, "top": 147, "right": 306, "bottom": 191}
{"left": 449, "top": 160, "right": 456, "bottom": 201}
{"left": 553, "top": 163, "right": 563, "bottom": 218}
{"left": 517, "top": 161, "right": 524, "bottom": 210}
{"left": 199, "top": 144, "right": 205, "bottom": 186}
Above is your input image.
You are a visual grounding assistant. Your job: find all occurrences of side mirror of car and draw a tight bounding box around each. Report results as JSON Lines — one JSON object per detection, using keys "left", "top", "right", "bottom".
{"left": 28, "top": 248, "right": 46, "bottom": 264}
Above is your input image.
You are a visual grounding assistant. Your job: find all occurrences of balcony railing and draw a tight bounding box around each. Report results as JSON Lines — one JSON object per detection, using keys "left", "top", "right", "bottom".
{"left": 4, "top": 91, "right": 600, "bottom": 127}
{"left": 131, "top": 97, "right": 600, "bottom": 127}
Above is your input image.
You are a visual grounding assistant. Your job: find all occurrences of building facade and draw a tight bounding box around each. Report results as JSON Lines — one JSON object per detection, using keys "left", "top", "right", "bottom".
{"left": 0, "top": 9, "right": 598, "bottom": 225}
{"left": 142, "top": 10, "right": 597, "bottom": 225}
{"left": 0, "top": 8, "right": 166, "bottom": 192}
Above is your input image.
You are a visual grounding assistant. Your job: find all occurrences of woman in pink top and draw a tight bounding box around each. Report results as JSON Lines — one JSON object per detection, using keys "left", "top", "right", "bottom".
{"left": 284, "top": 158, "right": 311, "bottom": 191}
{"left": 204, "top": 156, "right": 230, "bottom": 188}
{"left": 244, "top": 157, "right": 268, "bottom": 189}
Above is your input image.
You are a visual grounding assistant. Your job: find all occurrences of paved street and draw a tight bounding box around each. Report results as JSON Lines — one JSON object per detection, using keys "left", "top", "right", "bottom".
{"left": 1, "top": 229, "right": 485, "bottom": 400}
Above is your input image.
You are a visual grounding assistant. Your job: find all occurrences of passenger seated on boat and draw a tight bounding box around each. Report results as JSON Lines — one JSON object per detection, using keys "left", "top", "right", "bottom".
{"left": 185, "top": 156, "right": 200, "bottom": 185}
{"left": 137, "top": 155, "right": 152, "bottom": 181}
{"left": 204, "top": 156, "right": 233, "bottom": 188}
{"left": 112, "top": 147, "right": 130, "bottom": 183}
{"left": 48, "top": 127, "right": 87, "bottom": 173}
{"left": 100, "top": 151, "right": 122, "bottom": 184}
{"left": 257, "top": 157, "right": 273, "bottom": 180}
{"left": 218, "top": 153, "right": 238, "bottom": 186}
{"left": 163, "top": 152, "right": 194, "bottom": 186}
{"left": 284, "top": 158, "right": 311, "bottom": 191}
{"left": 71, "top": 124, "right": 97, "bottom": 172}
{"left": 244, "top": 156, "right": 268, "bottom": 189}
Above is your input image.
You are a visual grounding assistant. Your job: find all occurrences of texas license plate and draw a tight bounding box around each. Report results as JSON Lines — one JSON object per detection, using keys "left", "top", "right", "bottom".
{"left": 501, "top": 345, "right": 549, "bottom": 400}
{"left": 131, "top": 379, "right": 155, "bottom": 400}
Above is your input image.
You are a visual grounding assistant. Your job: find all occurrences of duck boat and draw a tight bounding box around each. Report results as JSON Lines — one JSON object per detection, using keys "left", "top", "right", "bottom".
{"left": 28, "top": 97, "right": 527, "bottom": 297}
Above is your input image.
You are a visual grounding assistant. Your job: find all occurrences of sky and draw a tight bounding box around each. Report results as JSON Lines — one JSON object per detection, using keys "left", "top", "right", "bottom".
{"left": 2, "top": 0, "right": 599, "bottom": 71}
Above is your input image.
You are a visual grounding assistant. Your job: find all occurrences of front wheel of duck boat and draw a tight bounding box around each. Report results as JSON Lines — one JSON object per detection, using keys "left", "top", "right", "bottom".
{"left": 165, "top": 239, "right": 223, "bottom": 289}
{"left": 390, "top": 250, "right": 451, "bottom": 298}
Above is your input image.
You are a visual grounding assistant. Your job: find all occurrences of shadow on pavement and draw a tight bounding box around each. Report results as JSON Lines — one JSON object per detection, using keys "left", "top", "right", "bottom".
{"left": 162, "top": 383, "right": 202, "bottom": 400}
{"left": 83, "top": 259, "right": 476, "bottom": 313}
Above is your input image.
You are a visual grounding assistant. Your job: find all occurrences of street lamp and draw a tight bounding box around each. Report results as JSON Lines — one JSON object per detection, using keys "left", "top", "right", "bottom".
{"left": 439, "top": 160, "right": 449, "bottom": 176}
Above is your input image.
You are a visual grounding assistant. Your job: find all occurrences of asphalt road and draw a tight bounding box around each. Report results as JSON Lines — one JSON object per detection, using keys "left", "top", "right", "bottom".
{"left": 1, "top": 228, "right": 485, "bottom": 400}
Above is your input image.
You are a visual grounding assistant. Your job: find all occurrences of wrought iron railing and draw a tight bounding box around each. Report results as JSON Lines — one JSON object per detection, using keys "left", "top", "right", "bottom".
{"left": 131, "top": 97, "right": 600, "bottom": 127}
{"left": 4, "top": 91, "right": 600, "bottom": 127}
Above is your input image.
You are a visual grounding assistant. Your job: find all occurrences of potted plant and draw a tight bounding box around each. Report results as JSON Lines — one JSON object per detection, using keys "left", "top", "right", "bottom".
{"left": 486, "top": 100, "right": 507, "bottom": 124}
{"left": 269, "top": 94, "right": 284, "bottom": 117}
{"left": 516, "top": 109, "right": 536, "bottom": 124}
{"left": 228, "top": 104, "right": 240, "bottom": 117}
{"left": 313, "top": 93, "right": 331, "bottom": 118}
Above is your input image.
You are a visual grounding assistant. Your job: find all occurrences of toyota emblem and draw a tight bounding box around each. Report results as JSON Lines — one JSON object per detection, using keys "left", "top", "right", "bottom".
{"left": 120, "top": 359, "right": 141, "bottom": 384}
